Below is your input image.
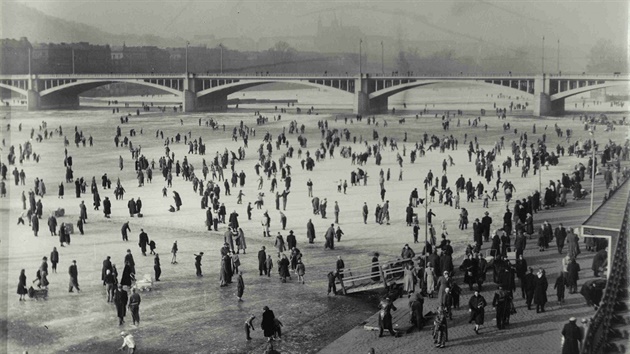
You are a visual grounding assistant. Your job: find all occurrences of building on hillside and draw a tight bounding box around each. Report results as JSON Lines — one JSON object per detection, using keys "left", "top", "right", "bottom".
{"left": 0, "top": 37, "right": 32, "bottom": 74}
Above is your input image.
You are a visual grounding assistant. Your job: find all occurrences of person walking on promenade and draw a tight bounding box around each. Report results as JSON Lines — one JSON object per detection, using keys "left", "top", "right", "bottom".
{"left": 261, "top": 306, "right": 276, "bottom": 342}
{"left": 561, "top": 317, "right": 583, "bottom": 354}
{"left": 114, "top": 284, "right": 128, "bottom": 325}
{"left": 469, "top": 290, "right": 487, "bottom": 334}
{"left": 378, "top": 297, "right": 398, "bottom": 338}
{"left": 534, "top": 268, "right": 548, "bottom": 313}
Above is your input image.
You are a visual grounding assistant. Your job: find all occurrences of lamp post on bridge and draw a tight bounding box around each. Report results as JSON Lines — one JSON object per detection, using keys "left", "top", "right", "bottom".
{"left": 381, "top": 41, "right": 384, "bottom": 75}
{"left": 541, "top": 36, "right": 545, "bottom": 75}
{"left": 185, "top": 41, "right": 190, "bottom": 74}
{"left": 219, "top": 44, "right": 223, "bottom": 74}
{"left": 359, "top": 39, "right": 363, "bottom": 75}
{"left": 556, "top": 39, "right": 560, "bottom": 74}
{"left": 590, "top": 129, "right": 596, "bottom": 214}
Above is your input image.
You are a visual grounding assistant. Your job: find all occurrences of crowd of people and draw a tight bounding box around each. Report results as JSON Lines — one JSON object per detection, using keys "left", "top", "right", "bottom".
{"left": 3, "top": 102, "right": 629, "bottom": 353}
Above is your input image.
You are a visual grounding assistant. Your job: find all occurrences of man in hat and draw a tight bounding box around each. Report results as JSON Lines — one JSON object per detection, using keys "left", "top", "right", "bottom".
{"left": 119, "top": 331, "right": 136, "bottom": 353}
{"left": 286, "top": 230, "right": 296, "bottom": 250}
{"left": 138, "top": 229, "right": 149, "bottom": 256}
{"left": 481, "top": 211, "right": 492, "bottom": 242}
{"left": 258, "top": 246, "right": 267, "bottom": 276}
{"left": 68, "top": 260, "right": 80, "bottom": 292}
{"left": 561, "top": 317, "right": 583, "bottom": 354}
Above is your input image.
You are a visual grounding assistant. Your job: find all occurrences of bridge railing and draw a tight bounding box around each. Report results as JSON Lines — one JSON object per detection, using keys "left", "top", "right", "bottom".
{"left": 581, "top": 177, "right": 630, "bottom": 354}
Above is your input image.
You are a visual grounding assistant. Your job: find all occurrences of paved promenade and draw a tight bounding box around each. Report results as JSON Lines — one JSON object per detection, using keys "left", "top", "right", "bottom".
{"left": 320, "top": 170, "right": 618, "bottom": 354}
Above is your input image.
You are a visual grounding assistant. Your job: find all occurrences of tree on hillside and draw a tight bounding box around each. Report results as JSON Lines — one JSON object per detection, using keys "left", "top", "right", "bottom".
{"left": 267, "top": 41, "right": 297, "bottom": 72}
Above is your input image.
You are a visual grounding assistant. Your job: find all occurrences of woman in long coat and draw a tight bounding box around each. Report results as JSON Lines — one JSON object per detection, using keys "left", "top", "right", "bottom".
{"left": 425, "top": 264, "right": 436, "bottom": 297}
{"left": 121, "top": 262, "right": 133, "bottom": 287}
{"left": 261, "top": 306, "right": 276, "bottom": 340}
{"left": 114, "top": 285, "right": 128, "bottom": 325}
{"left": 17, "top": 269, "right": 28, "bottom": 300}
{"left": 468, "top": 290, "right": 487, "bottom": 333}
{"left": 534, "top": 269, "right": 548, "bottom": 313}
{"left": 403, "top": 263, "right": 415, "bottom": 295}
{"left": 235, "top": 228, "right": 247, "bottom": 254}
{"left": 566, "top": 228, "right": 581, "bottom": 259}
{"left": 278, "top": 254, "right": 290, "bottom": 282}
{"left": 371, "top": 253, "right": 381, "bottom": 281}
{"left": 274, "top": 233, "right": 286, "bottom": 253}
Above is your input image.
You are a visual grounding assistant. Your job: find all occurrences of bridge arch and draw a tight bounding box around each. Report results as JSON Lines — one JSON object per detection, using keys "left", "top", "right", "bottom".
{"left": 550, "top": 81, "right": 630, "bottom": 101}
{"left": 0, "top": 83, "right": 27, "bottom": 97}
{"left": 196, "top": 79, "right": 353, "bottom": 99}
{"left": 369, "top": 79, "right": 533, "bottom": 100}
{"left": 39, "top": 79, "right": 183, "bottom": 98}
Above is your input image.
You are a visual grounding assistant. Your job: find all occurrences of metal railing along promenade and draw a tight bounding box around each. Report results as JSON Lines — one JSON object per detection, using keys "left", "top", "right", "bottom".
{"left": 581, "top": 176, "right": 630, "bottom": 354}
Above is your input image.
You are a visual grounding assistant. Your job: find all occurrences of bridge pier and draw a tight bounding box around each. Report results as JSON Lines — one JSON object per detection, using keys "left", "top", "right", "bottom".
{"left": 26, "top": 90, "right": 40, "bottom": 111}
{"left": 353, "top": 76, "right": 389, "bottom": 115}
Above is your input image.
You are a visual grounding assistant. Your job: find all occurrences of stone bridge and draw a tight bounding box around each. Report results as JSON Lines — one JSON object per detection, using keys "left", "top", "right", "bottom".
{"left": 0, "top": 73, "right": 627, "bottom": 116}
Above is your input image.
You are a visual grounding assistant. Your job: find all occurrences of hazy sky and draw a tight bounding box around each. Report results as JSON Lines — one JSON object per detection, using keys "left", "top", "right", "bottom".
{"left": 8, "top": 0, "right": 630, "bottom": 50}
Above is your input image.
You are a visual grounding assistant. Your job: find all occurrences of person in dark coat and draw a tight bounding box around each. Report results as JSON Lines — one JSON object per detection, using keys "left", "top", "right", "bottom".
{"left": 278, "top": 254, "right": 290, "bottom": 282}
{"left": 103, "top": 197, "right": 112, "bottom": 218}
{"left": 68, "top": 260, "right": 80, "bottom": 292}
{"left": 306, "top": 219, "right": 315, "bottom": 244}
{"left": 31, "top": 214, "right": 39, "bottom": 236}
{"left": 409, "top": 292, "right": 424, "bottom": 331}
{"left": 591, "top": 248, "right": 607, "bottom": 277}
{"left": 48, "top": 214, "right": 58, "bottom": 236}
{"left": 154, "top": 254, "right": 161, "bottom": 281}
{"left": 17, "top": 269, "right": 28, "bottom": 301}
{"left": 566, "top": 258, "right": 581, "bottom": 294}
{"left": 124, "top": 249, "right": 135, "bottom": 274}
{"left": 195, "top": 252, "right": 204, "bottom": 277}
{"left": 261, "top": 306, "right": 276, "bottom": 341}
{"left": 554, "top": 273, "right": 566, "bottom": 303}
{"left": 534, "top": 268, "right": 548, "bottom": 313}
{"left": 286, "top": 230, "right": 296, "bottom": 250}
{"left": 114, "top": 284, "right": 128, "bottom": 325}
{"left": 492, "top": 286, "right": 510, "bottom": 329}
{"left": 378, "top": 297, "right": 398, "bottom": 337}
{"left": 121, "top": 222, "right": 130, "bottom": 241}
{"left": 50, "top": 247, "right": 59, "bottom": 273}
{"left": 523, "top": 267, "right": 536, "bottom": 309}
{"left": 468, "top": 290, "right": 487, "bottom": 334}
{"left": 555, "top": 224, "right": 567, "bottom": 254}
{"left": 460, "top": 254, "right": 478, "bottom": 290}
{"left": 258, "top": 246, "right": 267, "bottom": 276}
{"left": 324, "top": 224, "right": 335, "bottom": 250}
{"left": 77, "top": 218, "right": 84, "bottom": 235}
{"left": 481, "top": 212, "right": 492, "bottom": 242}
{"left": 236, "top": 271, "right": 245, "bottom": 301}
{"left": 128, "top": 288, "right": 141, "bottom": 325}
{"left": 371, "top": 253, "right": 381, "bottom": 281}
{"left": 561, "top": 317, "right": 583, "bottom": 354}
{"left": 406, "top": 204, "right": 414, "bottom": 226}
{"left": 127, "top": 198, "right": 136, "bottom": 217}
{"left": 102, "top": 256, "right": 112, "bottom": 285}
{"left": 137, "top": 229, "right": 149, "bottom": 256}
{"left": 173, "top": 191, "right": 182, "bottom": 210}
{"left": 121, "top": 262, "right": 134, "bottom": 287}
